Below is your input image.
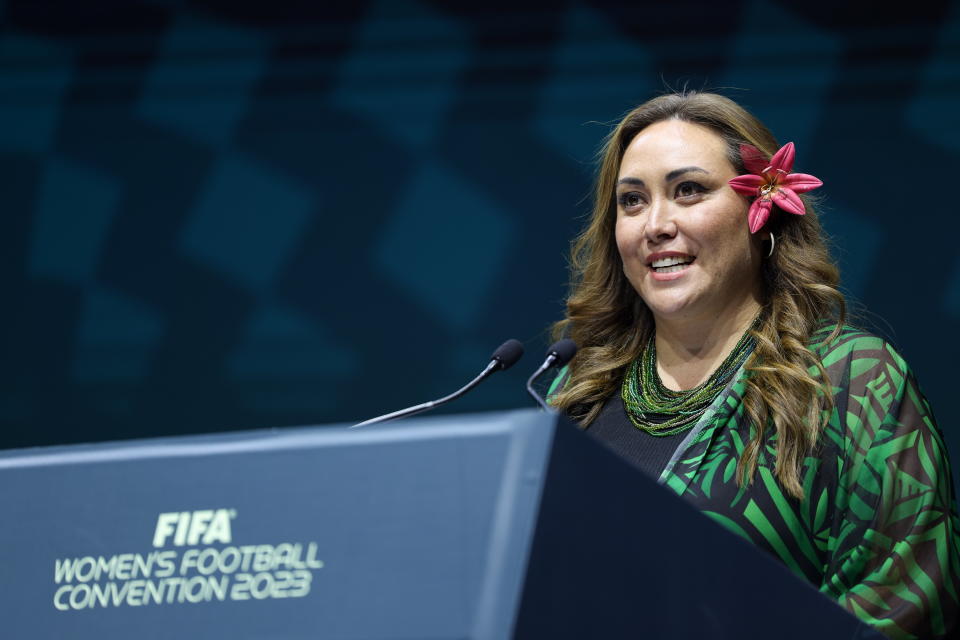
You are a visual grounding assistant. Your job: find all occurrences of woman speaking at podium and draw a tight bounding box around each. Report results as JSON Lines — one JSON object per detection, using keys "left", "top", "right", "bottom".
{"left": 548, "top": 91, "right": 960, "bottom": 639}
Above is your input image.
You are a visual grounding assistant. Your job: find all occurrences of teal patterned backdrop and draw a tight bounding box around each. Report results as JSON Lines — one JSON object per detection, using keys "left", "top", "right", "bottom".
{"left": 2, "top": 1, "right": 959, "bottom": 487}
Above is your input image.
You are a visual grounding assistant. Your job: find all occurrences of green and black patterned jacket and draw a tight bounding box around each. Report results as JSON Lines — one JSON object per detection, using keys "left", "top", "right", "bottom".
{"left": 556, "top": 326, "right": 960, "bottom": 639}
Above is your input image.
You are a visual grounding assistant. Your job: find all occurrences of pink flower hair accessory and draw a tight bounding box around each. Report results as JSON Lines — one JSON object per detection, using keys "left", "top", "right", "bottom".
{"left": 727, "top": 142, "right": 823, "bottom": 234}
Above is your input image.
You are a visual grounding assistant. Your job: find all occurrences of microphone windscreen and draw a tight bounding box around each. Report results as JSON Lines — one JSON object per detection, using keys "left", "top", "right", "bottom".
{"left": 490, "top": 338, "right": 524, "bottom": 370}
{"left": 547, "top": 339, "right": 578, "bottom": 367}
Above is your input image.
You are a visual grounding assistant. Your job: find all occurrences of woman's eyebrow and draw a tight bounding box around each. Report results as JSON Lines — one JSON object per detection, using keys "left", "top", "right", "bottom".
{"left": 616, "top": 167, "right": 709, "bottom": 188}
{"left": 665, "top": 166, "right": 709, "bottom": 182}
{"left": 617, "top": 177, "right": 645, "bottom": 188}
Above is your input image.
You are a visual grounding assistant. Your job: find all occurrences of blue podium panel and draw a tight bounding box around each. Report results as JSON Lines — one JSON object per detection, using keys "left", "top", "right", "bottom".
{"left": 0, "top": 410, "right": 555, "bottom": 639}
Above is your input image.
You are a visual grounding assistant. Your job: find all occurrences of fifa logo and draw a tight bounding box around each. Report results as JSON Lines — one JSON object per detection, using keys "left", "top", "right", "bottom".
{"left": 152, "top": 509, "right": 236, "bottom": 547}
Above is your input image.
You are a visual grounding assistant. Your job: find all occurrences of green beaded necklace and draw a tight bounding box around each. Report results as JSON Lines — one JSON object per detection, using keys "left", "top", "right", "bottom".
{"left": 621, "top": 318, "right": 759, "bottom": 436}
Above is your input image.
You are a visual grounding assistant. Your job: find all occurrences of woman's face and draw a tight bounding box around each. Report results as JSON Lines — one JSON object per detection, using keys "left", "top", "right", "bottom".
{"left": 614, "top": 119, "right": 763, "bottom": 327}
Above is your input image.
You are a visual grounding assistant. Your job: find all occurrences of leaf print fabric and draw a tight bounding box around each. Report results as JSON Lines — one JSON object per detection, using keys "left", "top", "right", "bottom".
{"left": 663, "top": 327, "right": 960, "bottom": 640}
{"left": 552, "top": 326, "right": 960, "bottom": 639}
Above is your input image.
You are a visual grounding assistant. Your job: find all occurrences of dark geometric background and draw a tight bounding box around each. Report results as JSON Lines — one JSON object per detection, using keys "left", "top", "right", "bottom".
{"left": 2, "top": 1, "right": 959, "bottom": 488}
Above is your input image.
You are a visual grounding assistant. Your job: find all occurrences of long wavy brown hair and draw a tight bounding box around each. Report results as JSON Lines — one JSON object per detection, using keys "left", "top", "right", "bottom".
{"left": 550, "top": 91, "right": 846, "bottom": 499}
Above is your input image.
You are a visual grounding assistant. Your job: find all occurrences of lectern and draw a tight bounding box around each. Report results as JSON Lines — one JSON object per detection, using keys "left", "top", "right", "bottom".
{"left": 0, "top": 409, "right": 881, "bottom": 638}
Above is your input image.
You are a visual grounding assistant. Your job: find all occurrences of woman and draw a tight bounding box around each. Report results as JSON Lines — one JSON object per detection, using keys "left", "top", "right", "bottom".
{"left": 549, "top": 91, "right": 960, "bottom": 640}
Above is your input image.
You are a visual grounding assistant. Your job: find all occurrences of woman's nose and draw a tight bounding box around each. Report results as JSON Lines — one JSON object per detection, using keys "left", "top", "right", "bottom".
{"left": 643, "top": 198, "right": 678, "bottom": 242}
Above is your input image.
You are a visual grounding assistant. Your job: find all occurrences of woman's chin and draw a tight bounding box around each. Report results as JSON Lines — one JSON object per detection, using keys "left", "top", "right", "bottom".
{"left": 643, "top": 298, "right": 698, "bottom": 322}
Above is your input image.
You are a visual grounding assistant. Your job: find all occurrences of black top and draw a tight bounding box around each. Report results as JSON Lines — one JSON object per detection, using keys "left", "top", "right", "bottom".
{"left": 584, "top": 392, "right": 687, "bottom": 479}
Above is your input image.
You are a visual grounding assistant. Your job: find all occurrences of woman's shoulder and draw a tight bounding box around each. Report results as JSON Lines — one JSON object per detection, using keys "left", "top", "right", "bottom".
{"left": 809, "top": 324, "right": 936, "bottom": 461}
{"left": 808, "top": 323, "right": 911, "bottom": 377}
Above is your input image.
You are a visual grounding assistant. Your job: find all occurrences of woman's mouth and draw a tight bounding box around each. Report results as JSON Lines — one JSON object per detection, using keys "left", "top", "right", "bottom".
{"left": 650, "top": 255, "right": 696, "bottom": 273}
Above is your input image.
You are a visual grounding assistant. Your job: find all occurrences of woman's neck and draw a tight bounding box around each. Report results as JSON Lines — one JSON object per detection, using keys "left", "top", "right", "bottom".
{"left": 653, "top": 300, "right": 761, "bottom": 391}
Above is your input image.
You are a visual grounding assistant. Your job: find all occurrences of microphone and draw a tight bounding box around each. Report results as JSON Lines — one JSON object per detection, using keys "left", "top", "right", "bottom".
{"left": 526, "top": 339, "right": 578, "bottom": 411}
{"left": 351, "top": 339, "right": 524, "bottom": 428}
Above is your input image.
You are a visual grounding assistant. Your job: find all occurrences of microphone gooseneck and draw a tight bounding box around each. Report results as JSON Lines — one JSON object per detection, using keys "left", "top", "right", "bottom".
{"left": 351, "top": 339, "right": 525, "bottom": 428}
{"left": 526, "top": 339, "right": 578, "bottom": 411}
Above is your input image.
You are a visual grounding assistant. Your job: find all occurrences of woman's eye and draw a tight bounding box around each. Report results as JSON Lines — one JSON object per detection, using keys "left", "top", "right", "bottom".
{"left": 676, "top": 181, "right": 706, "bottom": 198}
{"left": 618, "top": 192, "right": 645, "bottom": 209}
